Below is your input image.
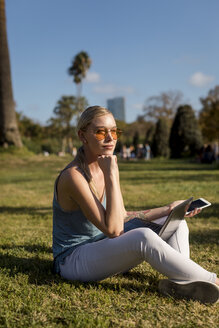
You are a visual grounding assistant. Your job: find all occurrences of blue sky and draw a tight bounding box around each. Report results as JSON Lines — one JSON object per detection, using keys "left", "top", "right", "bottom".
{"left": 6, "top": 0, "right": 219, "bottom": 123}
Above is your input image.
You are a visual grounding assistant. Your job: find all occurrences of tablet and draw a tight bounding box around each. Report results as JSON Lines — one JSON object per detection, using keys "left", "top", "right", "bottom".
{"left": 186, "top": 198, "right": 211, "bottom": 214}
{"left": 158, "top": 197, "right": 193, "bottom": 240}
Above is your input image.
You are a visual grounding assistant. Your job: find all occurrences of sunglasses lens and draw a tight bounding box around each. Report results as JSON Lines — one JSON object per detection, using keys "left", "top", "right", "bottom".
{"left": 95, "top": 130, "right": 105, "bottom": 140}
{"left": 94, "top": 129, "right": 122, "bottom": 140}
{"left": 112, "top": 129, "right": 122, "bottom": 140}
{"left": 111, "top": 130, "right": 118, "bottom": 140}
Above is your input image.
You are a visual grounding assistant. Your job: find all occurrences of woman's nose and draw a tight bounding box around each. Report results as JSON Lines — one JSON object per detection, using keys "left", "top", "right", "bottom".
{"left": 105, "top": 131, "right": 114, "bottom": 141}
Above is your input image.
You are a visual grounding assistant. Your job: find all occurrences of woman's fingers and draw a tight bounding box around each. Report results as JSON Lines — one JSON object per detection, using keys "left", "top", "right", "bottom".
{"left": 185, "top": 208, "right": 201, "bottom": 217}
{"left": 97, "top": 155, "right": 118, "bottom": 172}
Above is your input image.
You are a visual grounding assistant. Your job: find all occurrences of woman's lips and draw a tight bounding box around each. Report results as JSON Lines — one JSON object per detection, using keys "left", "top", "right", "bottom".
{"left": 103, "top": 145, "right": 114, "bottom": 149}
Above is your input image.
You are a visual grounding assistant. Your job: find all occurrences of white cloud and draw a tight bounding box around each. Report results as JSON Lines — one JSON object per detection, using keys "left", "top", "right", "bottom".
{"left": 93, "top": 83, "right": 135, "bottom": 95}
{"left": 189, "top": 72, "right": 215, "bottom": 87}
{"left": 85, "top": 72, "right": 101, "bottom": 83}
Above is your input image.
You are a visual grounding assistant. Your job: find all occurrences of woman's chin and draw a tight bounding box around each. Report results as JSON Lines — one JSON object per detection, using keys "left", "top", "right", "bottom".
{"left": 101, "top": 148, "right": 115, "bottom": 155}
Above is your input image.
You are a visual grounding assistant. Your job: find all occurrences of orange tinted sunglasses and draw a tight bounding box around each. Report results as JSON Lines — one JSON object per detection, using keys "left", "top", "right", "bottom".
{"left": 93, "top": 128, "right": 123, "bottom": 141}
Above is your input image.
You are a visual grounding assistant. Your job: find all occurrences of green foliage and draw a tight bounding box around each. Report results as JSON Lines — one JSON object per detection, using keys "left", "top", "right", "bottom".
{"left": 16, "top": 112, "right": 43, "bottom": 139}
{"left": 145, "top": 124, "right": 155, "bottom": 146}
{"left": 47, "top": 95, "right": 88, "bottom": 153}
{"left": 0, "top": 156, "right": 218, "bottom": 327}
{"left": 170, "top": 105, "right": 203, "bottom": 158}
{"left": 199, "top": 85, "right": 219, "bottom": 142}
{"left": 132, "top": 131, "right": 139, "bottom": 149}
{"left": 50, "top": 95, "right": 79, "bottom": 135}
{"left": 68, "top": 51, "right": 92, "bottom": 85}
{"left": 0, "top": 144, "right": 34, "bottom": 157}
{"left": 22, "top": 136, "right": 42, "bottom": 154}
{"left": 68, "top": 51, "right": 91, "bottom": 116}
{"left": 152, "top": 118, "right": 170, "bottom": 157}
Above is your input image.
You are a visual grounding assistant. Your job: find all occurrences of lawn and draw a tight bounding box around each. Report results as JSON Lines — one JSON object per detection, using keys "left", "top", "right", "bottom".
{"left": 0, "top": 151, "right": 218, "bottom": 327}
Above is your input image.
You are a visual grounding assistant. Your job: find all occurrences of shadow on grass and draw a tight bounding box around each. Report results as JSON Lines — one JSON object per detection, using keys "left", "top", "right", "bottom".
{"left": 0, "top": 176, "right": 51, "bottom": 185}
{"left": 84, "top": 273, "right": 159, "bottom": 294}
{"left": 0, "top": 241, "right": 158, "bottom": 292}
{"left": 190, "top": 229, "right": 219, "bottom": 245}
{"left": 0, "top": 253, "right": 55, "bottom": 284}
{"left": 0, "top": 251, "right": 159, "bottom": 294}
{"left": 120, "top": 173, "right": 218, "bottom": 184}
{"left": 0, "top": 206, "right": 51, "bottom": 217}
{"left": 119, "top": 160, "right": 217, "bottom": 172}
{"left": 196, "top": 203, "right": 219, "bottom": 219}
{"left": 0, "top": 243, "right": 52, "bottom": 253}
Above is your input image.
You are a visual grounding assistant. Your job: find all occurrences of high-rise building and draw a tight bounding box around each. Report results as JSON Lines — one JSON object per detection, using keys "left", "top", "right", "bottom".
{"left": 107, "top": 97, "right": 125, "bottom": 121}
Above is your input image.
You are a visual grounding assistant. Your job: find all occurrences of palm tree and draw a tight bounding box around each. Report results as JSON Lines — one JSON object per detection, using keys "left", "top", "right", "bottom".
{"left": 68, "top": 51, "right": 91, "bottom": 113}
{"left": 0, "top": 0, "right": 22, "bottom": 147}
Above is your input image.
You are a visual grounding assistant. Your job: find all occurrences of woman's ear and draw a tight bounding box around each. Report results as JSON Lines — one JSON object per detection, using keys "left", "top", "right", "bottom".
{"left": 78, "top": 130, "right": 87, "bottom": 144}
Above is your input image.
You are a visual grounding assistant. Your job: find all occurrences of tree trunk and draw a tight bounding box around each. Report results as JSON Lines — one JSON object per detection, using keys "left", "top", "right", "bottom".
{"left": 61, "top": 137, "right": 66, "bottom": 154}
{"left": 0, "top": 0, "right": 22, "bottom": 147}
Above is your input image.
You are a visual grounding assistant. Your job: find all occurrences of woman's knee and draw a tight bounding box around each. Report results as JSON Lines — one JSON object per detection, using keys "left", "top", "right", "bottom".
{"left": 134, "top": 227, "right": 157, "bottom": 238}
{"left": 127, "top": 227, "right": 161, "bottom": 248}
{"left": 125, "top": 227, "right": 164, "bottom": 260}
{"left": 178, "top": 219, "right": 189, "bottom": 234}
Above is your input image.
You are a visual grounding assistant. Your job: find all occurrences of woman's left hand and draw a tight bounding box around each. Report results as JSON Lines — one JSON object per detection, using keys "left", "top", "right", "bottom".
{"left": 168, "top": 200, "right": 201, "bottom": 217}
{"left": 184, "top": 208, "right": 201, "bottom": 217}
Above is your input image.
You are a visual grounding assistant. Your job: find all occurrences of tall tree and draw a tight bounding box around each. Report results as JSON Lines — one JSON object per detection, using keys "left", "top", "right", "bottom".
{"left": 143, "top": 90, "right": 184, "bottom": 123}
{"left": 132, "top": 131, "right": 139, "bottom": 154}
{"left": 144, "top": 123, "right": 155, "bottom": 146}
{"left": 68, "top": 51, "right": 91, "bottom": 114}
{"left": 199, "top": 85, "right": 219, "bottom": 142}
{"left": 0, "top": 0, "right": 22, "bottom": 147}
{"left": 48, "top": 95, "right": 88, "bottom": 153}
{"left": 169, "top": 105, "right": 203, "bottom": 158}
{"left": 152, "top": 118, "right": 170, "bottom": 157}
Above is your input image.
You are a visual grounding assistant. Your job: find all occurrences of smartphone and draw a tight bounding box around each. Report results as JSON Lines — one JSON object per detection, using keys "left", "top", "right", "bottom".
{"left": 186, "top": 198, "right": 211, "bottom": 214}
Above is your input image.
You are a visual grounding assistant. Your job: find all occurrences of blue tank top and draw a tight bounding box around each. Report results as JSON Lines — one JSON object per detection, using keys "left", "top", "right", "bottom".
{"left": 52, "top": 174, "right": 106, "bottom": 274}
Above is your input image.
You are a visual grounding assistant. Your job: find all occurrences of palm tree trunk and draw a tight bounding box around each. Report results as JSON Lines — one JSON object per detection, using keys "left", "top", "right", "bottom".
{"left": 0, "top": 0, "right": 22, "bottom": 147}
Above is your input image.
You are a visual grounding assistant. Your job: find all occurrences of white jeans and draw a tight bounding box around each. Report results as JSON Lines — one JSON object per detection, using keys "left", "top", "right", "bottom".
{"left": 59, "top": 220, "right": 216, "bottom": 283}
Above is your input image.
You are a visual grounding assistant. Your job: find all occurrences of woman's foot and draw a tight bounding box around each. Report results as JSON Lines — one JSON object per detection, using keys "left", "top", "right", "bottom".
{"left": 158, "top": 279, "right": 219, "bottom": 304}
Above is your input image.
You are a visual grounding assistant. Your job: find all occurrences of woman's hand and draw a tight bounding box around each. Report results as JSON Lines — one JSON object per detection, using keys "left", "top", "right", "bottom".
{"left": 97, "top": 155, "right": 118, "bottom": 175}
{"left": 168, "top": 200, "right": 185, "bottom": 213}
{"left": 184, "top": 208, "right": 201, "bottom": 217}
{"left": 168, "top": 200, "right": 201, "bottom": 217}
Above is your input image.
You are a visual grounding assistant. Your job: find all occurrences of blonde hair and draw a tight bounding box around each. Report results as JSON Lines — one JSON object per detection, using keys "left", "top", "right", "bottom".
{"left": 75, "top": 106, "right": 113, "bottom": 198}
{"left": 77, "top": 105, "right": 112, "bottom": 133}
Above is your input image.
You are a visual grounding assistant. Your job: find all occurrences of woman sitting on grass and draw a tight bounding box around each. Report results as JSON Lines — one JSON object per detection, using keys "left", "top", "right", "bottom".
{"left": 52, "top": 106, "right": 219, "bottom": 304}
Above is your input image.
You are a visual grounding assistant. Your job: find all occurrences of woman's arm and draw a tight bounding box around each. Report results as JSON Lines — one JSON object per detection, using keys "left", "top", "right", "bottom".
{"left": 59, "top": 156, "right": 125, "bottom": 238}
{"left": 124, "top": 206, "right": 170, "bottom": 223}
{"left": 97, "top": 155, "right": 125, "bottom": 236}
{"left": 124, "top": 200, "right": 201, "bottom": 223}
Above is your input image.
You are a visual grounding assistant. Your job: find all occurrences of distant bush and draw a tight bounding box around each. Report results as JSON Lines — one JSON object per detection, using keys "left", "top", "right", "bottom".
{"left": 0, "top": 145, "right": 34, "bottom": 157}
{"left": 152, "top": 118, "right": 170, "bottom": 157}
{"left": 169, "top": 105, "right": 203, "bottom": 158}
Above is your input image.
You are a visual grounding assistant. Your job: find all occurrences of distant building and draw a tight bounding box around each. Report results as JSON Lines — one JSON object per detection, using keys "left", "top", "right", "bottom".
{"left": 107, "top": 97, "right": 125, "bottom": 121}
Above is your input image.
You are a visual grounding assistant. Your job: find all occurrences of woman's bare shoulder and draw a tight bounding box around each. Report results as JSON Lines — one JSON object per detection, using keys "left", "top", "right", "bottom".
{"left": 60, "top": 163, "right": 86, "bottom": 186}
{"left": 56, "top": 163, "right": 90, "bottom": 211}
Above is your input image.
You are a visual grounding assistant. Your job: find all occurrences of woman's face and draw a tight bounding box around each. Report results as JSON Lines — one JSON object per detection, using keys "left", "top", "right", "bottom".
{"left": 83, "top": 114, "right": 118, "bottom": 156}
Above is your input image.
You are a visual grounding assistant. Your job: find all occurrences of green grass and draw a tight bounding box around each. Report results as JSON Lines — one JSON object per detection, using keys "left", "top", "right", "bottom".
{"left": 0, "top": 154, "right": 218, "bottom": 327}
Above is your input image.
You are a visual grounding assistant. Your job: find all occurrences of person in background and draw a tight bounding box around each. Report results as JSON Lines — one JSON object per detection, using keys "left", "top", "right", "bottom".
{"left": 53, "top": 106, "right": 219, "bottom": 304}
{"left": 145, "top": 143, "right": 151, "bottom": 160}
